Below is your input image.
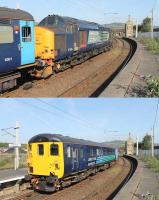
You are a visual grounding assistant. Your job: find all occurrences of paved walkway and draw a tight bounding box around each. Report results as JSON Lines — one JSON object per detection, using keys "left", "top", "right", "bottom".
{"left": 0, "top": 168, "right": 27, "bottom": 183}
{"left": 114, "top": 158, "right": 159, "bottom": 200}
{"left": 100, "top": 40, "right": 159, "bottom": 97}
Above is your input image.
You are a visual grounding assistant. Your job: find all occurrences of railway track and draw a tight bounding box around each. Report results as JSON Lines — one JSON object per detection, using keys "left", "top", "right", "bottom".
{"left": 91, "top": 38, "right": 137, "bottom": 97}
{"left": 2, "top": 156, "right": 138, "bottom": 200}
{"left": 57, "top": 38, "right": 129, "bottom": 97}
{"left": 3, "top": 38, "right": 136, "bottom": 98}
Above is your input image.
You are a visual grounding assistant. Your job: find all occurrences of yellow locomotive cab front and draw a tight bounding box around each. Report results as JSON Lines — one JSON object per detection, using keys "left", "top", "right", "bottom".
{"left": 35, "top": 26, "right": 55, "bottom": 60}
{"left": 27, "top": 142, "right": 64, "bottom": 179}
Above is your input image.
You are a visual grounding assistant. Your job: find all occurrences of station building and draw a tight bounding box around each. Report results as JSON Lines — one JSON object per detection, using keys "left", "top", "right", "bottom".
{"left": 125, "top": 15, "right": 134, "bottom": 37}
{"left": 126, "top": 133, "right": 134, "bottom": 155}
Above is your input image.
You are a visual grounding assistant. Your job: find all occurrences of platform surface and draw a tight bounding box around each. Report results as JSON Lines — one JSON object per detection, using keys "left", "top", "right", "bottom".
{"left": 100, "top": 39, "right": 159, "bottom": 97}
{"left": 0, "top": 168, "right": 27, "bottom": 183}
{"left": 114, "top": 158, "right": 159, "bottom": 200}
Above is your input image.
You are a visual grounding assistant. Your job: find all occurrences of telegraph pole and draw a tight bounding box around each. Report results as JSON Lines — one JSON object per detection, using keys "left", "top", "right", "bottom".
{"left": 151, "top": 8, "right": 154, "bottom": 39}
{"left": 152, "top": 99, "right": 159, "bottom": 157}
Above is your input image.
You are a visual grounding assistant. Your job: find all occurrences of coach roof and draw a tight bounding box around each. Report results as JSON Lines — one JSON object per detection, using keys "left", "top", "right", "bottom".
{"left": 0, "top": 7, "right": 34, "bottom": 20}
{"left": 29, "top": 134, "right": 114, "bottom": 149}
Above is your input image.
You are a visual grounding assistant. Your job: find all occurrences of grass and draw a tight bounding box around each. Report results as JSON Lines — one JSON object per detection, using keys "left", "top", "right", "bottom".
{"left": 130, "top": 76, "right": 159, "bottom": 97}
{"left": 140, "top": 156, "right": 159, "bottom": 172}
{"left": 140, "top": 37, "right": 159, "bottom": 54}
{"left": 146, "top": 78, "right": 159, "bottom": 97}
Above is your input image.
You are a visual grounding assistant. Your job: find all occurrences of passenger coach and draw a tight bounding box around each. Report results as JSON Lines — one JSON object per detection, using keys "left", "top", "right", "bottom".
{"left": 27, "top": 134, "right": 118, "bottom": 192}
{"left": 0, "top": 7, "right": 35, "bottom": 91}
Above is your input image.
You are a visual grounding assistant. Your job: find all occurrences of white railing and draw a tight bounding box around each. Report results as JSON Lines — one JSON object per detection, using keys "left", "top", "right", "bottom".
{"left": 138, "top": 32, "right": 159, "bottom": 39}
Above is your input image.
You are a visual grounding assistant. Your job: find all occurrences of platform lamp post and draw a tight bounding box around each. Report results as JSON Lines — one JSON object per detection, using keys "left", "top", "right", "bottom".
{"left": 1, "top": 121, "right": 20, "bottom": 170}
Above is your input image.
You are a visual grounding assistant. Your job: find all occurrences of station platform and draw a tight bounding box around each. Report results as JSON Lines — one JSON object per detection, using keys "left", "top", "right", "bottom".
{"left": 0, "top": 168, "right": 27, "bottom": 184}
{"left": 114, "top": 158, "right": 159, "bottom": 200}
{"left": 100, "top": 39, "right": 159, "bottom": 97}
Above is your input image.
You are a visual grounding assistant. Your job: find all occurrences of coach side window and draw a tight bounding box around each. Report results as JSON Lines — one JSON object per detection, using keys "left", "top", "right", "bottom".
{"left": 0, "top": 26, "right": 13, "bottom": 44}
{"left": 90, "top": 148, "right": 94, "bottom": 157}
{"left": 80, "top": 149, "right": 84, "bottom": 158}
{"left": 97, "top": 148, "right": 103, "bottom": 156}
{"left": 38, "top": 144, "right": 44, "bottom": 155}
{"left": 67, "top": 146, "right": 71, "bottom": 158}
{"left": 50, "top": 144, "right": 59, "bottom": 156}
{"left": 22, "top": 27, "right": 32, "bottom": 42}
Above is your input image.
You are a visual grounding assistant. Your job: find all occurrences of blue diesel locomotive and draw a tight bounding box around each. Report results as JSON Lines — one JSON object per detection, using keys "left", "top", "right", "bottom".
{"left": 35, "top": 15, "right": 112, "bottom": 75}
{"left": 27, "top": 134, "right": 118, "bottom": 192}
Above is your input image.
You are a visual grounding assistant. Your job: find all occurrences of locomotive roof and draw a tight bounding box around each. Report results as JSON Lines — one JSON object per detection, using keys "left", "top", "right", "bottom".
{"left": 29, "top": 134, "right": 115, "bottom": 149}
{"left": 0, "top": 7, "right": 34, "bottom": 20}
{"left": 39, "top": 15, "right": 102, "bottom": 30}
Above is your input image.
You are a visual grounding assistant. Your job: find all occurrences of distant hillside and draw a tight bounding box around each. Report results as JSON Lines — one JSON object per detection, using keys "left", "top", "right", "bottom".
{"left": 104, "top": 23, "right": 126, "bottom": 29}
{"left": 102, "top": 140, "right": 126, "bottom": 148}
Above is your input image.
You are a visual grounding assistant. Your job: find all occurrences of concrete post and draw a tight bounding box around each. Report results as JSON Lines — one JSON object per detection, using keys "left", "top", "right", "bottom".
{"left": 135, "top": 20, "right": 138, "bottom": 39}
{"left": 151, "top": 8, "right": 154, "bottom": 39}
{"left": 15, "top": 121, "right": 20, "bottom": 170}
{"left": 152, "top": 128, "right": 154, "bottom": 157}
{"left": 136, "top": 136, "right": 139, "bottom": 156}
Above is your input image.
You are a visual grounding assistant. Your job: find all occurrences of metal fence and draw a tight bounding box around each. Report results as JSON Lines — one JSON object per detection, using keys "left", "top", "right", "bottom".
{"left": 138, "top": 32, "right": 159, "bottom": 39}
{"left": 138, "top": 149, "right": 159, "bottom": 157}
{"left": 0, "top": 153, "right": 27, "bottom": 169}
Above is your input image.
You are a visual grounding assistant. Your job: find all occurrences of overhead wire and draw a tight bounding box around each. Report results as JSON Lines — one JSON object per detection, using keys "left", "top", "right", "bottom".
{"left": 35, "top": 98, "right": 105, "bottom": 132}
{"left": 15, "top": 99, "right": 104, "bottom": 133}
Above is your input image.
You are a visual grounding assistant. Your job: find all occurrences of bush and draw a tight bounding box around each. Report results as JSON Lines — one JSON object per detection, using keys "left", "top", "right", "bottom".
{"left": 140, "top": 156, "right": 159, "bottom": 172}
{"left": 146, "top": 78, "right": 159, "bottom": 97}
{"left": 140, "top": 37, "right": 159, "bottom": 54}
{"left": 0, "top": 160, "right": 8, "bottom": 168}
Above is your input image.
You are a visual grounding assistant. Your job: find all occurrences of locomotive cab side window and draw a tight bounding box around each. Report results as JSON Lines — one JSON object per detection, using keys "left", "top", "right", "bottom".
{"left": 50, "top": 144, "right": 59, "bottom": 156}
{"left": 0, "top": 26, "right": 13, "bottom": 44}
{"left": 38, "top": 144, "right": 44, "bottom": 155}
{"left": 66, "top": 24, "right": 73, "bottom": 33}
{"left": 22, "top": 27, "right": 31, "bottom": 42}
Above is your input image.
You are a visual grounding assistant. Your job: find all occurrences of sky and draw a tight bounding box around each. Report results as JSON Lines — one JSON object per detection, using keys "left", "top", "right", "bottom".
{"left": 0, "top": 98, "right": 159, "bottom": 145}
{"left": 0, "top": 0, "right": 159, "bottom": 25}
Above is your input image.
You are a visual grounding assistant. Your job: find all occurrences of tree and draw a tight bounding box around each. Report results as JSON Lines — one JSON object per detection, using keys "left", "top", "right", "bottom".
{"left": 140, "top": 17, "right": 151, "bottom": 32}
{"left": 0, "top": 143, "right": 8, "bottom": 148}
{"left": 141, "top": 134, "right": 152, "bottom": 150}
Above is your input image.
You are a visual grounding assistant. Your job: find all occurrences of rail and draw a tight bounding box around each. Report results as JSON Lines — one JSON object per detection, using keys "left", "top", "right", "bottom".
{"left": 91, "top": 37, "right": 137, "bottom": 97}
